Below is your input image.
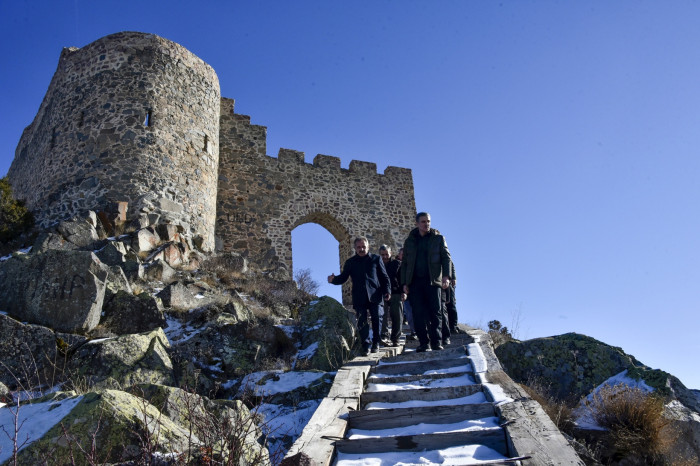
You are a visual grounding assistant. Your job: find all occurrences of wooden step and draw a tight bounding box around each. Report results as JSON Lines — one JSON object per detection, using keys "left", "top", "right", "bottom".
{"left": 368, "top": 369, "right": 473, "bottom": 385}
{"left": 361, "top": 384, "right": 483, "bottom": 408}
{"left": 347, "top": 402, "right": 497, "bottom": 430}
{"left": 334, "top": 428, "right": 508, "bottom": 455}
{"left": 371, "top": 357, "right": 471, "bottom": 376}
{"left": 381, "top": 345, "right": 468, "bottom": 362}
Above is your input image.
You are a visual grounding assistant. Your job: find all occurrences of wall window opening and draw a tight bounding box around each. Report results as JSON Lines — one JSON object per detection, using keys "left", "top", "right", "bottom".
{"left": 143, "top": 109, "right": 152, "bottom": 127}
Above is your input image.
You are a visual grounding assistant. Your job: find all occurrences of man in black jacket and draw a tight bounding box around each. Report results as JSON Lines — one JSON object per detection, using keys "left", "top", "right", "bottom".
{"left": 400, "top": 212, "right": 452, "bottom": 352}
{"left": 379, "top": 244, "right": 403, "bottom": 346}
{"left": 328, "top": 237, "right": 391, "bottom": 355}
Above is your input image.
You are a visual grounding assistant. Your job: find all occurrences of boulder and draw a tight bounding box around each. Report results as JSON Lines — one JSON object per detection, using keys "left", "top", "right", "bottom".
{"left": 95, "top": 241, "right": 128, "bottom": 266}
{"left": 0, "top": 314, "right": 58, "bottom": 390}
{"left": 14, "top": 390, "right": 194, "bottom": 465}
{"left": 104, "top": 264, "right": 132, "bottom": 296}
{"left": 32, "top": 231, "right": 78, "bottom": 253}
{"left": 67, "top": 328, "right": 174, "bottom": 389}
{"left": 296, "top": 297, "right": 355, "bottom": 371}
{"left": 496, "top": 333, "right": 647, "bottom": 400}
{"left": 162, "top": 242, "right": 186, "bottom": 267}
{"left": 156, "top": 224, "right": 181, "bottom": 242}
{"left": 131, "top": 227, "right": 160, "bottom": 254}
{"left": 663, "top": 400, "right": 700, "bottom": 463}
{"left": 57, "top": 215, "right": 99, "bottom": 249}
{"left": 157, "top": 281, "right": 201, "bottom": 310}
{"left": 0, "top": 250, "right": 109, "bottom": 333}
{"left": 143, "top": 258, "right": 178, "bottom": 283}
{"left": 100, "top": 291, "right": 166, "bottom": 335}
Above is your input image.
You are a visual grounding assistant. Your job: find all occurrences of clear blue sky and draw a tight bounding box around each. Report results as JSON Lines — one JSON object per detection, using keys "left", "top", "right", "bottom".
{"left": 1, "top": 1, "right": 698, "bottom": 390}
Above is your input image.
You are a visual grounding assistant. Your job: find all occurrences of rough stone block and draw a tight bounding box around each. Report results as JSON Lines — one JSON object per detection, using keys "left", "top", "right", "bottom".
{"left": 0, "top": 250, "right": 108, "bottom": 333}
{"left": 0, "top": 252, "right": 108, "bottom": 332}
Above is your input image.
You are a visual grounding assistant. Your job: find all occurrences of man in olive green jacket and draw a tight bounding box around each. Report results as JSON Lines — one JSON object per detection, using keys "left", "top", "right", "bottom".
{"left": 400, "top": 212, "right": 452, "bottom": 352}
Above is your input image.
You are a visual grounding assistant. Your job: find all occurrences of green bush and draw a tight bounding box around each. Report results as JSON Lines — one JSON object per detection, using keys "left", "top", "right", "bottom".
{"left": 0, "top": 177, "right": 33, "bottom": 243}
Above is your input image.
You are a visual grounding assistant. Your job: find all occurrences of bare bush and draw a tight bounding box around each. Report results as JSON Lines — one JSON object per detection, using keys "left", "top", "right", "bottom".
{"left": 293, "top": 268, "right": 319, "bottom": 296}
{"left": 487, "top": 320, "right": 513, "bottom": 347}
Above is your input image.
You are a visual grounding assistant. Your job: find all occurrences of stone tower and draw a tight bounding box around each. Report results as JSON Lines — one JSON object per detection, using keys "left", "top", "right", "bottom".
{"left": 7, "top": 32, "right": 418, "bottom": 305}
{"left": 7, "top": 32, "right": 221, "bottom": 250}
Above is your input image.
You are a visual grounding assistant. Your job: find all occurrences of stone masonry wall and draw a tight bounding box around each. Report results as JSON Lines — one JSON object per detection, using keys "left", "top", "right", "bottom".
{"left": 6, "top": 32, "right": 417, "bottom": 301}
{"left": 7, "top": 32, "right": 220, "bottom": 250}
{"left": 217, "top": 98, "right": 416, "bottom": 302}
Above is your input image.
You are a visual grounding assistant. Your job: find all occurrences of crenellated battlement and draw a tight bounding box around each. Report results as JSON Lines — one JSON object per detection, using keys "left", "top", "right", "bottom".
{"left": 6, "top": 31, "right": 416, "bottom": 290}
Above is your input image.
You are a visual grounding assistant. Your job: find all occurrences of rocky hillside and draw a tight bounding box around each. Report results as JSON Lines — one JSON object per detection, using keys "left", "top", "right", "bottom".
{"left": 495, "top": 333, "right": 700, "bottom": 463}
{"left": 0, "top": 212, "right": 357, "bottom": 464}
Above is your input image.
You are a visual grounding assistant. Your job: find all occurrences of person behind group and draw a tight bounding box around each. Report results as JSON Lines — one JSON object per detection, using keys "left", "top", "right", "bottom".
{"left": 328, "top": 237, "right": 390, "bottom": 356}
{"left": 446, "top": 261, "right": 463, "bottom": 334}
{"left": 378, "top": 244, "right": 403, "bottom": 346}
{"left": 440, "top": 261, "right": 457, "bottom": 345}
{"left": 400, "top": 212, "right": 452, "bottom": 352}
{"left": 397, "top": 248, "right": 417, "bottom": 340}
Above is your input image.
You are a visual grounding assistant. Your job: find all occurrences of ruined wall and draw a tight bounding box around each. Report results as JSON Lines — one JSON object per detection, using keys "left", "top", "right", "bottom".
{"left": 7, "top": 32, "right": 220, "bottom": 250}
{"left": 216, "top": 98, "right": 416, "bottom": 295}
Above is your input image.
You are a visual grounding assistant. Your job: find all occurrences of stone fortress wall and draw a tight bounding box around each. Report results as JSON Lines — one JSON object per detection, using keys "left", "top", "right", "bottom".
{"left": 7, "top": 32, "right": 417, "bottom": 291}
{"left": 217, "top": 98, "right": 416, "bottom": 278}
{"left": 7, "top": 32, "right": 221, "bottom": 251}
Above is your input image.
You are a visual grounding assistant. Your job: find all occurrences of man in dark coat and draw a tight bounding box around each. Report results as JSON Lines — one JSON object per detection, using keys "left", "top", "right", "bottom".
{"left": 400, "top": 212, "right": 452, "bottom": 352}
{"left": 328, "top": 237, "right": 391, "bottom": 355}
{"left": 379, "top": 244, "right": 403, "bottom": 346}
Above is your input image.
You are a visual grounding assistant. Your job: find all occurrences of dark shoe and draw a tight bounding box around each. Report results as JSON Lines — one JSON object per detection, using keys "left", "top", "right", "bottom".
{"left": 371, "top": 343, "right": 379, "bottom": 353}
{"left": 452, "top": 327, "right": 466, "bottom": 334}
{"left": 360, "top": 347, "right": 370, "bottom": 357}
{"left": 416, "top": 344, "right": 432, "bottom": 353}
{"left": 407, "top": 333, "right": 418, "bottom": 341}
{"left": 442, "top": 338, "right": 451, "bottom": 346}
{"left": 390, "top": 341, "right": 400, "bottom": 347}
{"left": 432, "top": 344, "right": 444, "bottom": 351}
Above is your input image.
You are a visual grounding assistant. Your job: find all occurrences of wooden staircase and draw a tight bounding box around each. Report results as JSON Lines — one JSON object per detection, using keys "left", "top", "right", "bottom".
{"left": 284, "top": 326, "right": 584, "bottom": 465}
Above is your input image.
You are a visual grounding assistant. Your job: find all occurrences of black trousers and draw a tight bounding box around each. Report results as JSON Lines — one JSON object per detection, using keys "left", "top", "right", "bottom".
{"left": 355, "top": 300, "right": 381, "bottom": 349}
{"left": 408, "top": 277, "right": 442, "bottom": 347}
{"left": 446, "top": 284, "right": 458, "bottom": 330}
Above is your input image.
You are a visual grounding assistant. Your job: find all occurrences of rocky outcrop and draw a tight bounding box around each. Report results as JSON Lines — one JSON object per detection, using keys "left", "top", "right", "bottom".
{"left": 495, "top": 333, "right": 646, "bottom": 401}
{"left": 66, "top": 328, "right": 175, "bottom": 389}
{"left": 15, "top": 388, "right": 269, "bottom": 465}
{"left": 99, "top": 290, "right": 166, "bottom": 335}
{"left": 296, "top": 297, "right": 356, "bottom": 371}
{"left": 0, "top": 313, "right": 58, "bottom": 390}
{"left": 0, "top": 250, "right": 109, "bottom": 332}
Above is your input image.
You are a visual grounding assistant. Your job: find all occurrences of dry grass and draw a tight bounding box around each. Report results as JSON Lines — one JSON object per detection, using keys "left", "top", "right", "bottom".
{"left": 520, "top": 378, "right": 576, "bottom": 434}
{"left": 583, "top": 384, "right": 674, "bottom": 464}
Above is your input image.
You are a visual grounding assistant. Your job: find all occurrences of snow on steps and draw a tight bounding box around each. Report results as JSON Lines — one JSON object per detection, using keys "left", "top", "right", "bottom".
{"left": 284, "top": 325, "right": 584, "bottom": 465}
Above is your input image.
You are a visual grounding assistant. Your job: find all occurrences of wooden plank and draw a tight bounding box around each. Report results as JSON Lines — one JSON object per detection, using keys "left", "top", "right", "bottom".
{"left": 285, "top": 397, "right": 356, "bottom": 465}
{"left": 335, "top": 428, "right": 508, "bottom": 455}
{"left": 381, "top": 345, "right": 468, "bottom": 363}
{"left": 371, "top": 357, "right": 471, "bottom": 376}
{"left": 498, "top": 399, "right": 585, "bottom": 465}
{"left": 361, "top": 384, "right": 483, "bottom": 407}
{"left": 347, "top": 402, "right": 497, "bottom": 430}
{"left": 367, "top": 370, "right": 473, "bottom": 385}
{"left": 327, "top": 366, "right": 370, "bottom": 398}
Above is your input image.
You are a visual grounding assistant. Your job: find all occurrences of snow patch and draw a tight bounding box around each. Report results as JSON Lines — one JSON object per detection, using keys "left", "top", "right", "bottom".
{"left": 238, "top": 370, "right": 326, "bottom": 396}
{"left": 347, "top": 416, "right": 501, "bottom": 439}
{"left": 0, "top": 395, "right": 83, "bottom": 463}
{"left": 336, "top": 444, "right": 509, "bottom": 465}
{"left": 366, "top": 392, "right": 488, "bottom": 410}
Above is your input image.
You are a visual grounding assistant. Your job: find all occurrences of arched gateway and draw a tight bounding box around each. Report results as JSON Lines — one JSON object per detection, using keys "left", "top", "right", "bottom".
{"left": 216, "top": 98, "right": 417, "bottom": 305}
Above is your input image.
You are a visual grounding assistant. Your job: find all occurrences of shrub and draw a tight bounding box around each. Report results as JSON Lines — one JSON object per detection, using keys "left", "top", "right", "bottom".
{"left": 583, "top": 384, "right": 672, "bottom": 463}
{"left": 0, "top": 177, "right": 34, "bottom": 243}
{"left": 487, "top": 320, "right": 513, "bottom": 347}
